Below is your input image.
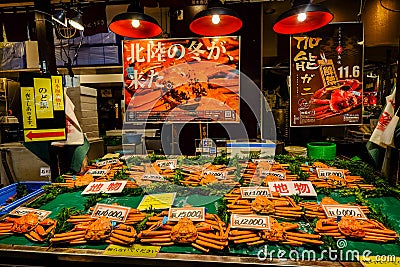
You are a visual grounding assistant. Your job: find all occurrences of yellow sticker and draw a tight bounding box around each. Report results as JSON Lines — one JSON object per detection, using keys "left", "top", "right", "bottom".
{"left": 358, "top": 255, "right": 400, "bottom": 266}
{"left": 137, "top": 193, "right": 176, "bottom": 211}
{"left": 20, "top": 87, "right": 37, "bottom": 129}
{"left": 34, "top": 78, "right": 54, "bottom": 119}
{"left": 24, "top": 128, "right": 66, "bottom": 142}
{"left": 51, "top": 76, "right": 64, "bottom": 111}
{"left": 104, "top": 244, "right": 160, "bottom": 257}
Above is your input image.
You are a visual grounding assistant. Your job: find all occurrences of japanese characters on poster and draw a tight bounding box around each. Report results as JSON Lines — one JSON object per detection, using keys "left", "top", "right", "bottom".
{"left": 20, "top": 73, "right": 66, "bottom": 142}
{"left": 122, "top": 37, "right": 240, "bottom": 123}
{"left": 290, "top": 22, "right": 364, "bottom": 126}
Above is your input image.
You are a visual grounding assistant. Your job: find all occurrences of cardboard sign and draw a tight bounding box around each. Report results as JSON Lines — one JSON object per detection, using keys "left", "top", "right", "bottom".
{"left": 9, "top": 207, "right": 51, "bottom": 221}
{"left": 231, "top": 214, "right": 270, "bottom": 230}
{"left": 168, "top": 207, "right": 205, "bottom": 221}
{"left": 137, "top": 193, "right": 176, "bottom": 211}
{"left": 317, "top": 168, "right": 345, "bottom": 179}
{"left": 104, "top": 244, "right": 160, "bottom": 257}
{"left": 268, "top": 181, "right": 317, "bottom": 197}
{"left": 40, "top": 167, "right": 51, "bottom": 176}
{"left": 203, "top": 170, "right": 227, "bottom": 180}
{"left": 86, "top": 169, "right": 110, "bottom": 177}
{"left": 81, "top": 181, "right": 127, "bottom": 195}
{"left": 240, "top": 187, "right": 272, "bottom": 198}
{"left": 322, "top": 204, "right": 367, "bottom": 220}
{"left": 259, "top": 170, "right": 286, "bottom": 179}
{"left": 91, "top": 203, "right": 130, "bottom": 222}
{"left": 155, "top": 159, "right": 177, "bottom": 170}
{"left": 141, "top": 174, "right": 165, "bottom": 182}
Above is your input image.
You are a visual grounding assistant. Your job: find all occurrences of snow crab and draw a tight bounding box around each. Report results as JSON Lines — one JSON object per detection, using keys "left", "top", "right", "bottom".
{"left": 310, "top": 79, "right": 362, "bottom": 120}
{"left": 250, "top": 195, "right": 304, "bottom": 220}
{"left": 0, "top": 212, "right": 57, "bottom": 242}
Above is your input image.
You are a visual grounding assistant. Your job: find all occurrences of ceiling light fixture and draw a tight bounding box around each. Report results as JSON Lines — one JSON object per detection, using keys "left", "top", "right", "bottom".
{"left": 189, "top": 0, "right": 243, "bottom": 36}
{"left": 68, "top": 11, "right": 84, "bottom": 31}
{"left": 109, "top": 0, "right": 162, "bottom": 39}
{"left": 52, "top": 10, "right": 67, "bottom": 27}
{"left": 273, "top": 0, "right": 333, "bottom": 35}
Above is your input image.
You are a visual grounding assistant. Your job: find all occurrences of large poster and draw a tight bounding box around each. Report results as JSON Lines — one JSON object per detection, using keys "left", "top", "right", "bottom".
{"left": 290, "top": 22, "right": 364, "bottom": 127}
{"left": 122, "top": 37, "right": 240, "bottom": 123}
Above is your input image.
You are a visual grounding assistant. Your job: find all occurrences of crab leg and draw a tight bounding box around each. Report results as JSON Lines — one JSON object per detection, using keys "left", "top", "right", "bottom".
{"left": 140, "top": 237, "right": 172, "bottom": 243}
{"left": 197, "top": 236, "right": 228, "bottom": 246}
{"left": 195, "top": 239, "right": 224, "bottom": 250}
{"left": 233, "top": 236, "right": 261, "bottom": 244}
{"left": 192, "top": 243, "right": 210, "bottom": 253}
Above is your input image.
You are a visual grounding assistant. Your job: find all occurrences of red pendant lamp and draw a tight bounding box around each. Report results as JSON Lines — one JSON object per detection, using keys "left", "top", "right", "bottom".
{"left": 109, "top": 0, "right": 162, "bottom": 38}
{"left": 190, "top": 0, "right": 242, "bottom": 36}
{"left": 273, "top": 0, "right": 333, "bottom": 35}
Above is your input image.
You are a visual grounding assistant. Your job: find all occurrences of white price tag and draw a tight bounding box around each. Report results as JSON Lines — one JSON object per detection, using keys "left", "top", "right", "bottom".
{"left": 253, "top": 159, "right": 275, "bottom": 164}
{"left": 40, "top": 167, "right": 51, "bottom": 177}
{"left": 231, "top": 214, "right": 270, "bottom": 230}
{"left": 322, "top": 204, "right": 367, "bottom": 220}
{"left": 156, "top": 159, "right": 177, "bottom": 170}
{"left": 203, "top": 170, "right": 227, "bottom": 180}
{"left": 91, "top": 203, "right": 130, "bottom": 222}
{"left": 9, "top": 207, "right": 51, "bottom": 221}
{"left": 240, "top": 187, "right": 272, "bottom": 198}
{"left": 259, "top": 170, "right": 286, "bottom": 179}
{"left": 168, "top": 207, "right": 205, "bottom": 221}
{"left": 81, "top": 181, "right": 127, "bottom": 195}
{"left": 317, "top": 168, "right": 345, "bottom": 179}
{"left": 86, "top": 169, "right": 109, "bottom": 177}
{"left": 142, "top": 174, "right": 165, "bottom": 182}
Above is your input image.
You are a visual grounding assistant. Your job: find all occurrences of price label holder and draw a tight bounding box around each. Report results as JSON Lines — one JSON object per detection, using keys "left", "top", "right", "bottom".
{"left": 40, "top": 167, "right": 51, "bottom": 177}
{"left": 253, "top": 158, "right": 275, "bottom": 164}
{"left": 86, "top": 169, "right": 110, "bottom": 177}
{"left": 203, "top": 170, "right": 227, "bottom": 180}
{"left": 81, "top": 181, "right": 127, "bottom": 195}
{"left": 137, "top": 193, "right": 176, "bottom": 211}
{"left": 104, "top": 244, "right": 161, "bottom": 257}
{"left": 316, "top": 168, "right": 345, "bottom": 179}
{"left": 155, "top": 159, "right": 177, "bottom": 170}
{"left": 91, "top": 203, "right": 130, "bottom": 223}
{"left": 9, "top": 207, "right": 51, "bottom": 221}
{"left": 240, "top": 187, "right": 272, "bottom": 198}
{"left": 168, "top": 207, "right": 205, "bottom": 222}
{"left": 322, "top": 204, "right": 367, "bottom": 220}
{"left": 259, "top": 170, "right": 286, "bottom": 179}
{"left": 141, "top": 174, "right": 165, "bottom": 182}
{"left": 231, "top": 214, "right": 270, "bottom": 230}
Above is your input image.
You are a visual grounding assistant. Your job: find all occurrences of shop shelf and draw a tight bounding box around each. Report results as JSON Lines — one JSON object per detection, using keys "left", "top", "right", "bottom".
{"left": 0, "top": 181, "right": 49, "bottom": 216}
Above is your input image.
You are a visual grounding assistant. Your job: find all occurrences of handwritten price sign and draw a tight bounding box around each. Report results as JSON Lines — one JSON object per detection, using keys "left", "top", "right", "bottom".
{"left": 141, "top": 174, "right": 165, "bottom": 182}
{"left": 9, "top": 207, "right": 51, "bottom": 221}
{"left": 322, "top": 204, "right": 367, "bottom": 220}
{"left": 168, "top": 207, "right": 205, "bottom": 222}
{"left": 203, "top": 170, "right": 227, "bottom": 180}
{"left": 96, "top": 159, "right": 120, "bottom": 167}
{"left": 91, "top": 203, "right": 130, "bottom": 222}
{"left": 156, "top": 159, "right": 177, "bottom": 170}
{"left": 317, "top": 168, "right": 345, "bottom": 179}
{"left": 259, "top": 170, "right": 286, "bottom": 179}
{"left": 240, "top": 187, "right": 272, "bottom": 198}
{"left": 253, "top": 159, "right": 275, "bottom": 164}
{"left": 86, "top": 169, "right": 109, "bottom": 177}
{"left": 231, "top": 214, "right": 270, "bottom": 230}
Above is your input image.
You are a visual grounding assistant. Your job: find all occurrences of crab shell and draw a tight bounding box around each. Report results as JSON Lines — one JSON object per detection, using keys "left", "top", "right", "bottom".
{"left": 170, "top": 217, "right": 198, "bottom": 243}
{"left": 8, "top": 212, "right": 39, "bottom": 233}
{"left": 338, "top": 215, "right": 365, "bottom": 238}
{"left": 84, "top": 217, "right": 112, "bottom": 241}
{"left": 251, "top": 195, "right": 275, "bottom": 214}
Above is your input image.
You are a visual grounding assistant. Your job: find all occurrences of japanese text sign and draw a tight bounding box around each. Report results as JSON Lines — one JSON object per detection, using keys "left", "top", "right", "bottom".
{"left": 317, "top": 168, "right": 345, "bottom": 179}
{"left": 141, "top": 174, "right": 165, "bottom": 182}
{"left": 268, "top": 181, "right": 317, "bottom": 196}
{"left": 81, "top": 181, "right": 127, "bottom": 195}
{"left": 91, "top": 203, "right": 130, "bottom": 222}
{"left": 168, "top": 207, "right": 205, "bottom": 222}
{"left": 104, "top": 244, "right": 160, "bottom": 257}
{"left": 322, "top": 204, "right": 367, "bottom": 220}
{"left": 122, "top": 37, "right": 240, "bottom": 123}
{"left": 9, "top": 207, "right": 51, "bottom": 221}
{"left": 290, "top": 22, "right": 363, "bottom": 126}
{"left": 203, "top": 170, "right": 227, "bottom": 180}
{"left": 85, "top": 169, "right": 110, "bottom": 177}
{"left": 259, "top": 170, "right": 286, "bottom": 179}
{"left": 155, "top": 159, "right": 177, "bottom": 170}
{"left": 240, "top": 186, "right": 272, "bottom": 198}
{"left": 231, "top": 214, "right": 270, "bottom": 230}
{"left": 137, "top": 193, "right": 176, "bottom": 211}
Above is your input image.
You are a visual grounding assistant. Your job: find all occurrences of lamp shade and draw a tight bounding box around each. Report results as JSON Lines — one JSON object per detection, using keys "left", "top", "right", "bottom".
{"left": 190, "top": 7, "right": 242, "bottom": 36}
{"left": 109, "top": 0, "right": 162, "bottom": 38}
{"left": 69, "top": 13, "right": 84, "bottom": 31}
{"left": 273, "top": 3, "right": 333, "bottom": 34}
{"left": 53, "top": 10, "right": 67, "bottom": 27}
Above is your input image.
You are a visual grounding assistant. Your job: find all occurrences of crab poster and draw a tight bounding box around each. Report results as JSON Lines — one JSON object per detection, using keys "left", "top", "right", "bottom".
{"left": 122, "top": 37, "right": 240, "bottom": 123}
{"left": 290, "top": 22, "right": 364, "bottom": 126}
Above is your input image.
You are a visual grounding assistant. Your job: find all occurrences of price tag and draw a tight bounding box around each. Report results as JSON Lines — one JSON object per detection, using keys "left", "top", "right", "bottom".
{"left": 168, "top": 207, "right": 205, "bottom": 221}
{"left": 86, "top": 169, "right": 109, "bottom": 177}
{"left": 322, "top": 204, "right": 367, "bottom": 220}
{"left": 155, "top": 159, "right": 177, "bottom": 170}
{"left": 81, "top": 181, "right": 127, "bottom": 195}
{"left": 268, "top": 181, "right": 317, "bottom": 197}
{"left": 317, "top": 168, "right": 345, "bottom": 179}
{"left": 95, "top": 161, "right": 108, "bottom": 167}
{"left": 91, "top": 203, "right": 130, "bottom": 222}
{"left": 9, "top": 207, "right": 51, "bottom": 221}
{"left": 203, "top": 170, "right": 227, "bottom": 180}
{"left": 231, "top": 214, "right": 270, "bottom": 230}
{"left": 240, "top": 187, "right": 272, "bottom": 198}
{"left": 253, "top": 159, "right": 275, "bottom": 164}
{"left": 141, "top": 174, "right": 165, "bottom": 182}
{"left": 106, "top": 159, "right": 120, "bottom": 165}
{"left": 137, "top": 193, "right": 176, "bottom": 211}
{"left": 40, "top": 167, "right": 51, "bottom": 177}
{"left": 259, "top": 170, "right": 286, "bottom": 179}
{"left": 104, "top": 244, "right": 160, "bottom": 257}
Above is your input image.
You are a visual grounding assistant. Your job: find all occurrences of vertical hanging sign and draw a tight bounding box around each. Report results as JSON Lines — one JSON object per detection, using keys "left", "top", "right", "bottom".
{"left": 20, "top": 73, "right": 66, "bottom": 142}
{"left": 290, "top": 22, "right": 364, "bottom": 126}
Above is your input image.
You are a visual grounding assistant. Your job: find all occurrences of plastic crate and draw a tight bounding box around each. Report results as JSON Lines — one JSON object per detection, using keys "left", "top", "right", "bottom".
{"left": 0, "top": 181, "right": 49, "bottom": 216}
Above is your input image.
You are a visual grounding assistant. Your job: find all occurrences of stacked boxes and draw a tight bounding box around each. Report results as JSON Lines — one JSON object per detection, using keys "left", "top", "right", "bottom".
{"left": 66, "top": 86, "right": 99, "bottom": 139}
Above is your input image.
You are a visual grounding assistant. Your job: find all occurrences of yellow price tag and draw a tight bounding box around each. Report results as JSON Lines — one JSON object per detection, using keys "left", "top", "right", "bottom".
{"left": 137, "top": 193, "right": 176, "bottom": 211}
{"left": 104, "top": 244, "right": 160, "bottom": 257}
